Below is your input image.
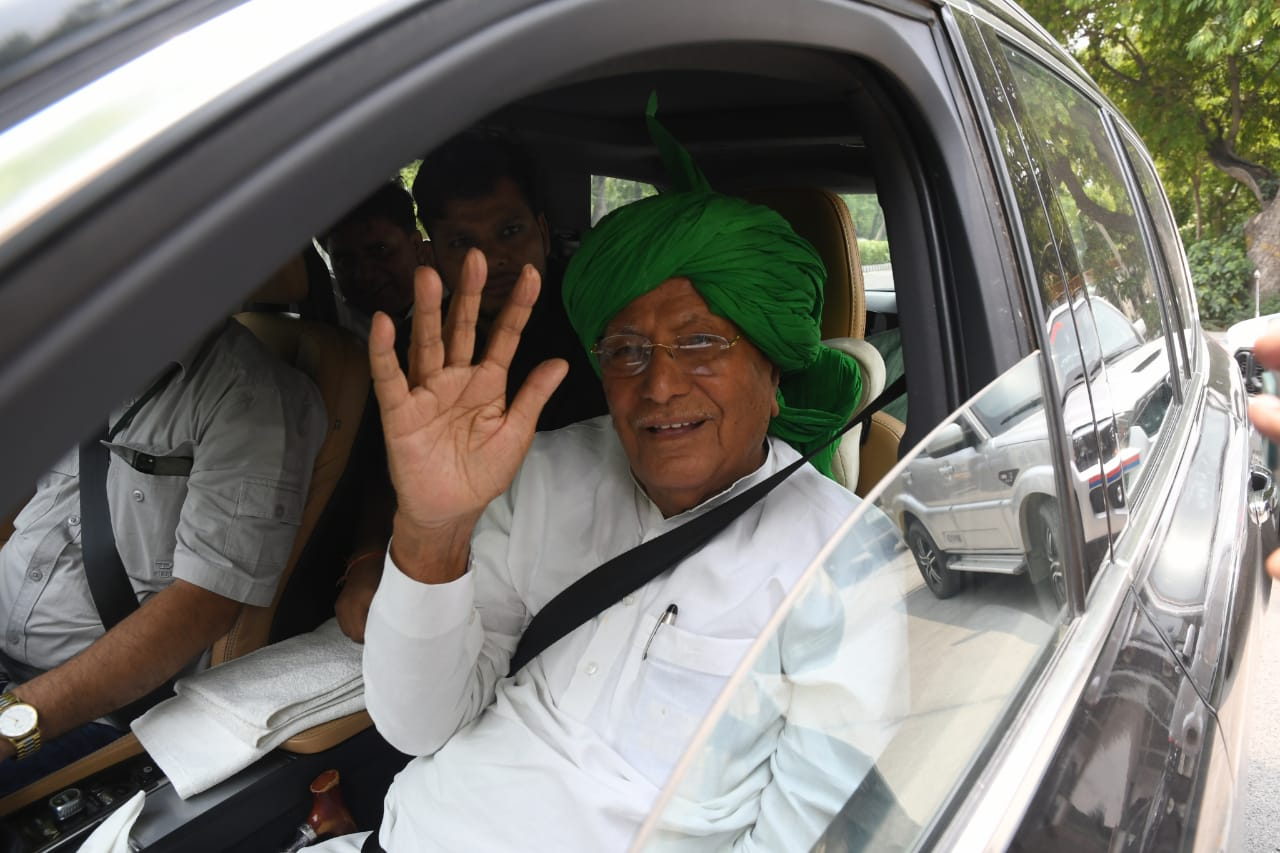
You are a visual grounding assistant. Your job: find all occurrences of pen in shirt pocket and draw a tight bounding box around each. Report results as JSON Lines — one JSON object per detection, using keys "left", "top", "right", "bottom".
{"left": 642, "top": 603, "right": 678, "bottom": 660}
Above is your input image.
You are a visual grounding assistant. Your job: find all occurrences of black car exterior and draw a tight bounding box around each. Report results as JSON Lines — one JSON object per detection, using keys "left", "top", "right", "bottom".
{"left": 0, "top": 0, "right": 1271, "bottom": 850}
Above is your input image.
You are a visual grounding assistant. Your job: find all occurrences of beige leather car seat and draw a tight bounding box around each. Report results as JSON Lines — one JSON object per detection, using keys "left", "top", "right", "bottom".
{"left": 743, "top": 187, "right": 902, "bottom": 494}
{"left": 214, "top": 255, "right": 370, "bottom": 664}
{"left": 743, "top": 187, "right": 866, "bottom": 341}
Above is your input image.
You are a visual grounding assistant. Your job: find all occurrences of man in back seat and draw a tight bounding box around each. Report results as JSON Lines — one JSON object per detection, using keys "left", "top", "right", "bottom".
{"left": 0, "top": 320, "right": 325, "bottom": 795}
{"left": 412, "top": 130, "right": 606, "bottom": 430}
{"left": 314, "top": 112, "right": 904, "bottom": 851}
{"left": 333, "top": 134, "right": 606, "bottom": 642}
{"left": 322, "top": 179, "right": 423, "bottom": 343}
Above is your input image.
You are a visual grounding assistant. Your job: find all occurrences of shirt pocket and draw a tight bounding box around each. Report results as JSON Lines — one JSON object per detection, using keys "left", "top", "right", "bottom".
{"left": 227, "top": 477, "right": 305, "bottom": 570}
{"left": 109, "top": 463, "right": 188, "bottom": 590}
{"left": 639, "top": 625, "right": 756, "bottom": 725}
{"left": 624, "top": 624, "right": 757, "bottom": 782}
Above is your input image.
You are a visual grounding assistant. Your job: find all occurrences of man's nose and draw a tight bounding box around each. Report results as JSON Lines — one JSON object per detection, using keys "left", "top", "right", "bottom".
{"left": 480, "top": 238, "right": 508, "bottom": 267}
{"left": 639, "top": 346, "right": 691, "bottom": 402}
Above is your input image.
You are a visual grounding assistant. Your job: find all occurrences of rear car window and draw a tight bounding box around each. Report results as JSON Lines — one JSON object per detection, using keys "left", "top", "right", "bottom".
{"left": 589, "top": 175, "right": 656, "bottom": 224}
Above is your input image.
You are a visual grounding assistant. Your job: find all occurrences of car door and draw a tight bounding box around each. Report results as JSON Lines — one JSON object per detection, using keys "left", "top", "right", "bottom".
{"left": 954, "top": 5, "right": 1271, "bottom": 848}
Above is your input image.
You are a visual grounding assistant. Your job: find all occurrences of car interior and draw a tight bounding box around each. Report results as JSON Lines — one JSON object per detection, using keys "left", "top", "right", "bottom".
{"left": 0, "top": 29, "right": 1065, "bottom": 852}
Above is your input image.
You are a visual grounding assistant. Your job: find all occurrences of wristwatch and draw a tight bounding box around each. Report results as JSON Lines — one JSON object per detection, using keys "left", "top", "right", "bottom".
{"left": 0, "top": 692, "right": 41, "bottom": 760}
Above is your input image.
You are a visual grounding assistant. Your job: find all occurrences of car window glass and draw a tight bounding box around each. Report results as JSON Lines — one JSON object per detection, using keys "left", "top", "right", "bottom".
{"left": 1001, "top": 46, "right": 1178, "bottom": 529}
{"left": 1119, "top": 131, "right": 1198, "bottom": 376}
{"left": 955, "top": 16, "right": 1113, "bottom": 590}
{"left": 637, "top": 353, "right": 1071, "bottom": 851}
{"left": 589, "top": 175, "right": 656, "bottom": 224}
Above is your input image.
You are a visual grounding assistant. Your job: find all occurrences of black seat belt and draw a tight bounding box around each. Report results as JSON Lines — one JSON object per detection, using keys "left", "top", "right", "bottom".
{"left": 75, "top": 364, "right": 185, "bottom": 725}
{"left": 77, "top": 364, "right": 181, "bottom": 632}
{"left": 507, "top": 374, "right": 906, "bottom": 676}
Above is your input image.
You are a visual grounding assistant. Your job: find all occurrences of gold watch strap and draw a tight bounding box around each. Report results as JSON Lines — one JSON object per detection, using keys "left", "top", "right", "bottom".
{"left": 0, "top": 691, "right": 42, "bottom": 760}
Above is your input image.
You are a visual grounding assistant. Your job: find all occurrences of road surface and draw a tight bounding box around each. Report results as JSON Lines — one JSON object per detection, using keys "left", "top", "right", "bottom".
{"left": 1246, "top": 593, "right": 1280, "bottom": 851}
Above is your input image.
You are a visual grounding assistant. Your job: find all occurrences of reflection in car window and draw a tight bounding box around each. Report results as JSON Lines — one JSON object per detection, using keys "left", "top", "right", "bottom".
{"left": 970, "top": 355, "right": 1041, "bottom": 436}
{"left": 639, "top": 354, "right": 1070, "bottom": 851}
{"left": 996, "top": 44, "right": 1178, "bottom": 586}
{"left": 956, "top": 17, "right": 1114, "bottom": 591}
{"left": 1119, "top": 131, "right": 1198, "bottom": 377}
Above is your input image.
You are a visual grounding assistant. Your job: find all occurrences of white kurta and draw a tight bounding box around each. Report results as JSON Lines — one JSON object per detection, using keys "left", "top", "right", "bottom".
{"left": 328, "top": 416, "right": 906, "bottom": 852}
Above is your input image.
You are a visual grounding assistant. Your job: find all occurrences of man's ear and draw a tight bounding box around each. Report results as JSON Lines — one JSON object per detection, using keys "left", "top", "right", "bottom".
{"left": 537, "top": 213, "right": 551, "bottom": 258}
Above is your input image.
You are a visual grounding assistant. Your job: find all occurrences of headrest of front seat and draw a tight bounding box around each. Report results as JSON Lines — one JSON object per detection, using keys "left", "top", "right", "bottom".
{"left": 742, "top": 187, "right": 866, "bottom": 340}
{"left": 247, "top": 254, "right": 311, "bottom": 306}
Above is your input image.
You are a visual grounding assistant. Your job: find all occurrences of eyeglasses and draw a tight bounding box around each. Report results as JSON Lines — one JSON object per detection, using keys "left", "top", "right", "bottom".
{"left": 591, "top": 333, "right": 741, "bottom": 378}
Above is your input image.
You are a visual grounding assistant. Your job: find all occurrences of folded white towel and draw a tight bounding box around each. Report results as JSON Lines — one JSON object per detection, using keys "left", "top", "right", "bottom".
{"left": 132, "top": 618, "right": 365, "bottom": 798}
{"left": 75, "top": 789, "right": 145, "bottom": 853}
{"left": 177, "top": 618, "right": 363, "bottom": 748}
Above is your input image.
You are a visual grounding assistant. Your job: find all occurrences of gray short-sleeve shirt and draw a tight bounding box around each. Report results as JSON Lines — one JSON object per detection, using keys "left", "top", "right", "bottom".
{"left": 0, "top": 320, "right": 326, "bottom": 671}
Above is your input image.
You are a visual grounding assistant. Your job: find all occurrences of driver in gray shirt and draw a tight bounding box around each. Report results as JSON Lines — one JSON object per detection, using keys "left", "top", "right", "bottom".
{"left": 0, "top": 319, "right": 325, "bottom": 795}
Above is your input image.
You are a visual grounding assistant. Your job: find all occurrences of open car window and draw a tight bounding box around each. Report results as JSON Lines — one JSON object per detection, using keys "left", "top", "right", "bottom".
{"left": 635, "top": 351, "right": 1074, "bottom": 850}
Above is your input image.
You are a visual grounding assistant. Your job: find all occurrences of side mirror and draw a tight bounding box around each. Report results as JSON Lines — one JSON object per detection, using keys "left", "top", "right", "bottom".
{"left": 925, "top": 423, "right": 967, "bottom": 457}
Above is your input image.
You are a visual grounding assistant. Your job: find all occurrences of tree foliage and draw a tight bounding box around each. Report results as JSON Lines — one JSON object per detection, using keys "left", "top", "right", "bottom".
{"left": 1022, "top": 0, "right": 1280, "bottom": 241}
{"left": 1187, "top": 225, "right": 1255, "bottom": 325}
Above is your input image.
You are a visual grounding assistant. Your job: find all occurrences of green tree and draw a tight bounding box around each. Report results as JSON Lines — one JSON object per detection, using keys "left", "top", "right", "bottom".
{"left": 1023, "top": 0, "right": 1280, "bottom": 294}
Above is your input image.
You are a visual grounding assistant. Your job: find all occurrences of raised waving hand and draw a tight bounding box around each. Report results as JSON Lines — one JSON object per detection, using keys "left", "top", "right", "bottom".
{"left": 370, "top": 249, "right": 568, "bottom": 582}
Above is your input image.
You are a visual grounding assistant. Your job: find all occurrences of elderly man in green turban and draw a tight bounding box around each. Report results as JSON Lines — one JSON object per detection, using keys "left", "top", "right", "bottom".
{"left": 317, "top": 110, "right": 904, "bottom": 853}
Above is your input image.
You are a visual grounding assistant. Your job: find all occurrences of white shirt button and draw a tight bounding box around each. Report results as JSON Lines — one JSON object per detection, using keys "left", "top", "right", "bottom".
{"left": 622, "top": 595, "right": 635, "bottom": 606}
{"left": 67, "top": 515, "right": 80, "bottom": 526}
{"left": 131, "top": 490, "right": 145, "bottom": 503}
{"left": 27, "top": 570, "right": 42, "bottom": 582}
{"left": 584, "top": 662, "right": 599, "bottom": 676}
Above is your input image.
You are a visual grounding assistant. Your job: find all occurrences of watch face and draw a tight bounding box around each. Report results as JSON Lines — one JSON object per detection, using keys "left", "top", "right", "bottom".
{"left": 0, "top": 703, "right": 37, "bottom": 737}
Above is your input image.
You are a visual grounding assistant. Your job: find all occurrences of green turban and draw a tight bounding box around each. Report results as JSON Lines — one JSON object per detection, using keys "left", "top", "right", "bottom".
{"left": 561, "top": 96, "right": 862, "bottom": 478}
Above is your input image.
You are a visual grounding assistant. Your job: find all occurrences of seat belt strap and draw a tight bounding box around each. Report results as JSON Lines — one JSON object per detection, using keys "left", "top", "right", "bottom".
{"left": 77, "top": 363, "right": 181, "bottom": 632}
{"left": 78, "top": 427, "right": 140, "bottom": 633}
{"left": 507, "top": 375, "right": 906, "bottom": 676}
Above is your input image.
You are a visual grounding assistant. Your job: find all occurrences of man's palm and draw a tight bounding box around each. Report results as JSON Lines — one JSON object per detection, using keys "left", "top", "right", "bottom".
{"left": 371, "top": 251, "right": 567, "bottom": 537}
